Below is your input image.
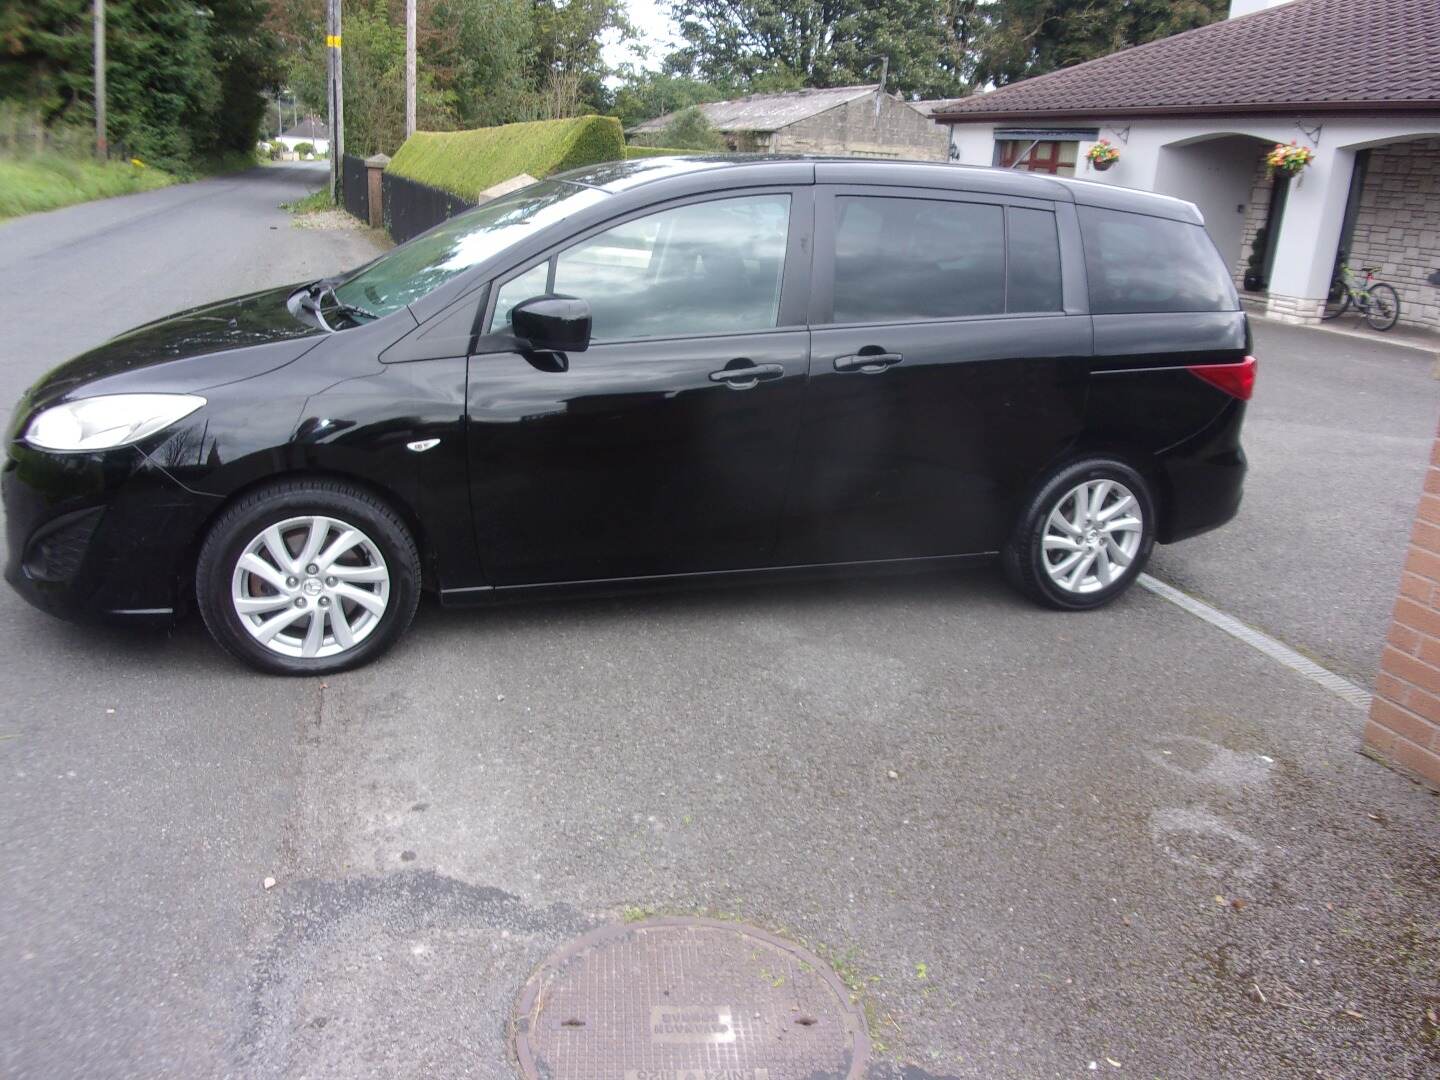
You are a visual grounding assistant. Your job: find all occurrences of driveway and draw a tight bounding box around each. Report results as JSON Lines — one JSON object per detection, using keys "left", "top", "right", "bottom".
{"left": 1, "top": 171, "right": 1437, "bottom": 1080}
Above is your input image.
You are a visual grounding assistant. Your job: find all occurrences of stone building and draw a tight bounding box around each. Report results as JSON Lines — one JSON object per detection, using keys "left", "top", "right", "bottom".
{"left": 934, "top": 0, "right": 1440, "bottom": 331}
{"left": 628, "top": 86, "right": 949, "bottom": 162}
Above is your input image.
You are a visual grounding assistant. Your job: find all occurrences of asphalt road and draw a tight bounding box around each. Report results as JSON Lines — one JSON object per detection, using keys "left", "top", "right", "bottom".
{"left": 1, "top": 166, "right": 1437, "bottom": 1080}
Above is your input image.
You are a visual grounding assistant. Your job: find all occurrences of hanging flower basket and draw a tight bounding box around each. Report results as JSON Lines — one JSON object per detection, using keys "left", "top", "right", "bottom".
{"left": 1087, "top": 139, "right": 1120, "bottom": 171}
{"left": 1266, "top": 141, "right": 1314, "bottom": 176}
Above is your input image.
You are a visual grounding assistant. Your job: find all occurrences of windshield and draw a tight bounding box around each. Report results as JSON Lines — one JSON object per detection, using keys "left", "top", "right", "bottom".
{"left": 332, "top": 179, "right": 607, "bottom": 318}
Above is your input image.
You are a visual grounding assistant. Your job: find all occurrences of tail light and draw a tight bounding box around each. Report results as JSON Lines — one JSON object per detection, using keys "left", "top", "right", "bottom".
{"left": 1188, "top": 355, "right": 1256, "bottom": 401}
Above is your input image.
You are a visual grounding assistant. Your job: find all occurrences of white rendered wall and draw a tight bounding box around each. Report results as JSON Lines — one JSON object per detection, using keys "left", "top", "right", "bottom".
{"left": 947, "top": 115, "right": 1440, "bottom": 321}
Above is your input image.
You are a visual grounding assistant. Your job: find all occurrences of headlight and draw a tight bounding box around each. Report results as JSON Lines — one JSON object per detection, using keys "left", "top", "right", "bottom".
{"left": 24, "top": 394, "right": 206, "bottom": 452}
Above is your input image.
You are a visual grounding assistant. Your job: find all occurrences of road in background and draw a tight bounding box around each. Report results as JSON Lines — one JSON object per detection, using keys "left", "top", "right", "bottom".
{"left": 1, "top": 171, "right": 1437, "bottom": 1079}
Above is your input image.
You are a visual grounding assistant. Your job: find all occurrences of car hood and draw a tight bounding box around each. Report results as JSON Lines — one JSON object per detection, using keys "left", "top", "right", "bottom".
{"left": 23, "top": 284, "right": 327, "bottom": 409}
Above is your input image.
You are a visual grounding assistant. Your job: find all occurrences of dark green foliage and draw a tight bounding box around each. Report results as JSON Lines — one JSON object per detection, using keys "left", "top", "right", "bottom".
{"left": 624, "top": 145, "right": 702, "bottom": 159}
{"left": 0, "top": 0, "right": 278, "bottom": 174}
{"left": 665, "top": 0, "right": 985, "bottom": 99}
{"left": 659, "top": 107, "right": 725, "bottom": 151}
{"left": 386, "top": 115, "right": 624, "bottom": 200}
{"left": 974, "top": 0, "right": 1228, "bottom": 86}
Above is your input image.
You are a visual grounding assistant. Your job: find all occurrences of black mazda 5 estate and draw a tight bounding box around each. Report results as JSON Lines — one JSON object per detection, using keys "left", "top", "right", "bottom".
{"left": 4, "top": 156, "right": 1253, "bottom": 674}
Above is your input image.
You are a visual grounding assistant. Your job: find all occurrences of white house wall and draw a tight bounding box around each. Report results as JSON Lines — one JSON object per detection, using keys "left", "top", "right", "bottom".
{"left": 948, "top": 115, "right": 1440, "bottom": 325}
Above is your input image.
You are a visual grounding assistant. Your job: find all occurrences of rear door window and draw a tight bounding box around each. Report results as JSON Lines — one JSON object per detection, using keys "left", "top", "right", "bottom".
{"left": 1079, "top": 205, "right": 1237, "bottom": 314}
{"left": 832, "top": 196, "right": 1005, "bottom": 323}
{"left": 1006, "top": 207, "right": 1063, "bottom": 313}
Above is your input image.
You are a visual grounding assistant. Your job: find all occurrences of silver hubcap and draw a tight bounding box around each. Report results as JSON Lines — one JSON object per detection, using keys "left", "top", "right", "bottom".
{"left": 230, "top": 515, "right": 390, "bottom": 659}
{"left": 1042, "top": 479, "right": 1143, "bottom": 594}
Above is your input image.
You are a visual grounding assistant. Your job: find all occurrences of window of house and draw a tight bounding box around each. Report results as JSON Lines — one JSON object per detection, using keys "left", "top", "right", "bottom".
{"left": 1006, "top": 207, "right": 1063, "bottom": 312}
{"left": 1078, "top": 206, "right": 1238, "bottom": 315}
{"left": 550, "top": 194, "right": 791, "bottom": 342}
{"left": 832, "top": 196, "right": 1005, "bottom": 323}
{"left": 997, "top": 139, "right": 1079, "bottom": 176}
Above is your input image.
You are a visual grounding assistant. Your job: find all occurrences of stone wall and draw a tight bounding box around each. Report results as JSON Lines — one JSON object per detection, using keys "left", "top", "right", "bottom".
{"left": 1347, "top": 137, "right": 1440, "bottom": 332}
{"left": 770, "top": 95, "right": 948, "bottom": 161}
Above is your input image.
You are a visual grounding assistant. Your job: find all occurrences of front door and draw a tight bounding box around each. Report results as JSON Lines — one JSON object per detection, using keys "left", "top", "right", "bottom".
{"left": 781, "top": 186, "right": 1091, "bottom": 564}
{"left": 467, "top": 189, "right": 812, "bottom": 586}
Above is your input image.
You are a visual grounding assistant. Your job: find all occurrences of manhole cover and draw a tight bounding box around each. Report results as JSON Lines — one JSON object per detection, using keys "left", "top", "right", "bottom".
{"left": 514, "top": 917, "right": 869, "bottom": 1080}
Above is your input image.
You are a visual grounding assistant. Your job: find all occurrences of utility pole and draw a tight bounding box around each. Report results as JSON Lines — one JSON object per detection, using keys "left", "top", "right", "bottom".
{"left": 326, "top": 0, "right": 345, "bottom": 201}
{"left": 93, "top": 0, "right": 106, "bottom": 159}
{"left": 405, "top": 0, "right": 416, "bottom": 140}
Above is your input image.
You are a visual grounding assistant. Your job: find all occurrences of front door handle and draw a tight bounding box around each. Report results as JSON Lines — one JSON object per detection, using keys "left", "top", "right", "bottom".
{"left": 709, "top": 361, "right": 785, "bottom": 389}
{"left": 834, "top": 351, "right": 903, "bottom": 374}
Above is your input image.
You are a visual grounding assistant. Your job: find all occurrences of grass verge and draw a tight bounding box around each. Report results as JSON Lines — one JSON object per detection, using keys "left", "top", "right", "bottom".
{"left": 0, "top": 154, "right": 175, "bottom": 220}
{"left": 283, "top": 189, "right": 334, "bottom": 214}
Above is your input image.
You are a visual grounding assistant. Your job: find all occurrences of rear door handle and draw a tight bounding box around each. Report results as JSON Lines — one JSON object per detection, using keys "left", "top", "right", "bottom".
{"left": 834, "top": 351, "right": 903, "bottom": 374}
{"left": 709, "top": 362, "right": 785, "bottom": 389}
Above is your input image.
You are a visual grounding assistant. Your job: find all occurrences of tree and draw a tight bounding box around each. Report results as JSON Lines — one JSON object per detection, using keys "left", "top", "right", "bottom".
{"left": 660, "top": 105, "right": 725, "bottom": 149}
{"left": 0, "top": 0, "right": 277, "bottom": 171}
{"left": 609, "top": 68, "right": 728, "bottom": 130}
{"left": 973, "top": 0, "right": 1226, "bottom": 86}
{"left": 664, "top": 0, "right": 978, "bottom": 99}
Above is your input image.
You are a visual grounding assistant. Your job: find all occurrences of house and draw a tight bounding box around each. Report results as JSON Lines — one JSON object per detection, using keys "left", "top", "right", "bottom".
{"left": 276, "top": 116, "right": 330, "bottom": 156}
{"left": 628, "top": 85, "right": 949, "bottom": 162}
{"left": 933, "top": 0, "right": 1440, "bottom": 331}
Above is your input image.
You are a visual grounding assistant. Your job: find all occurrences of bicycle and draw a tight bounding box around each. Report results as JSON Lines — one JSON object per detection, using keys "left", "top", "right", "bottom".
{"left": 1321, "top": 263, "right": 1401, "bottom": 331}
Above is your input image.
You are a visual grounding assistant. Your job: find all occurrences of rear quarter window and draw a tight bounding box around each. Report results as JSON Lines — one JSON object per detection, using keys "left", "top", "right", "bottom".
{"left": 1079, "top": 206, "right": 1237, "bottom": 315}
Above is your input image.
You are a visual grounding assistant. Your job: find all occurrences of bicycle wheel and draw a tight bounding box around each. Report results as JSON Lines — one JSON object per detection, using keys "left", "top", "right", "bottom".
{"left": 1320, "top": 279, "right": 1350, "bottom": 320}
{"left": 1363, "top": 283, "right": 1400, "bottom": 331}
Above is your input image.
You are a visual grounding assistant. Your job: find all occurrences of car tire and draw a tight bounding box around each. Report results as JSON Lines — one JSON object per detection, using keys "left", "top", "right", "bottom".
{"left": 195, "top": 478, "right": 421, "bottom": 675}
{"left": 1003, "top": 458, "right": 1155, "bottom": 611}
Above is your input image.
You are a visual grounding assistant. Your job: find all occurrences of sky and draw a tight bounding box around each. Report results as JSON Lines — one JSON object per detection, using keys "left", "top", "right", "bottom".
{"left": 603, "top": 0, "right": 681, "bottom": 73}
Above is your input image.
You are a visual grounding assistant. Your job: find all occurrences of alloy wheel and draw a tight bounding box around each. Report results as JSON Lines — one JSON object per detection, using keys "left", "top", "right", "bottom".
{"left": 229, "top": 515, "right": 390, "bottom": 659}
{"left": 1041, "top": 479, "right": 1144, "bottom": 595}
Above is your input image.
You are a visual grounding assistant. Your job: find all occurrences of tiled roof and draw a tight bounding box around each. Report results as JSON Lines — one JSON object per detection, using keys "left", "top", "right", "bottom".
{"left": 935, "top": 0, "right": 1440, "bottom": 121}
{"left": 628, "top": 86, "right": 878, "bottom": 135}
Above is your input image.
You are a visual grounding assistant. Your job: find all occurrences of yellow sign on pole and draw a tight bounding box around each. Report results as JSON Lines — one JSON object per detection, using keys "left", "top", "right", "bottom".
{"left": 326, "top": 34, "right": 342, "bottom": 48}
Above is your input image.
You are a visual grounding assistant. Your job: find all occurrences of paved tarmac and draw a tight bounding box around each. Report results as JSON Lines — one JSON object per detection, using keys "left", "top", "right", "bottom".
{"left": 1, "top": 165, "right": 1436, "bottom": 1079}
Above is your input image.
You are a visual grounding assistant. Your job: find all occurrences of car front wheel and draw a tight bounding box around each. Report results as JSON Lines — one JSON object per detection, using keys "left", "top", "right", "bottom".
{"left": 1003, "top": 458, "right": 1155, "bottom": 610}
{"left": 196, "top": 479, "right": 421, "bottom": 675}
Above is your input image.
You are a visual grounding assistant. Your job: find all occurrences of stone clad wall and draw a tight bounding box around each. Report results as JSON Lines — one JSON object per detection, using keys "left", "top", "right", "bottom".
{"left": 771, "top": 96, "right": 949, "bottom": 161}
{"left": 1346, "top": 137, "right": 1440, "bottom": 332}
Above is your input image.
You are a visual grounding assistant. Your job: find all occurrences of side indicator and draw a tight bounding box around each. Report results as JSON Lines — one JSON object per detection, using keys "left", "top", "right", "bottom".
{"left": 1188, "top": 355, "right": 1257, "bottom": 401}
{"left": 406, "top": 438, "right": 441, "bottom": 453}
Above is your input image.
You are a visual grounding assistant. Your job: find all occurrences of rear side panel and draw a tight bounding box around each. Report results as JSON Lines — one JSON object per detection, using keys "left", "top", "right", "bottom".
{"left": 1087, "top": 310, "right": 1249, "bottom": 542}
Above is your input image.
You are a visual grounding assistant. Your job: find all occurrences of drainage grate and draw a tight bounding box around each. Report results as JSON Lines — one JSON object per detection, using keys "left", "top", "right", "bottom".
{"left": 514, "top": 917, "right": 869, "bottom": 1080}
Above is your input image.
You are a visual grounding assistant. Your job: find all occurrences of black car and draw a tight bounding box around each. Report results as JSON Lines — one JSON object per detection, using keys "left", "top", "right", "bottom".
{"left": 4, "top": 156, "right": 1253, "bottom": 674}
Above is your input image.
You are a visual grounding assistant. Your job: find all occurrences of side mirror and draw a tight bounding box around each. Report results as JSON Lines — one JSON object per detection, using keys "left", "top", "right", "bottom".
{"left": 512, "top": 295, "right": 591, "bottom": 355}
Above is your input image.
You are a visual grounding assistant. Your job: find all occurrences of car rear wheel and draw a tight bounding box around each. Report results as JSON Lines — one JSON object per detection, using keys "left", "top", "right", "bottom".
{"left": 1003, "top": 458, "right": 1155, "bottom": 610}
{"left": 196, "top": 479, "right": 420, "bottom": 675}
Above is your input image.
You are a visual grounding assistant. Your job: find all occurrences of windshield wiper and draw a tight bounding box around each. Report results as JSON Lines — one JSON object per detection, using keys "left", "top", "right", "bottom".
{"left": 302, "top": 281, "right": 380, "bottom": 330}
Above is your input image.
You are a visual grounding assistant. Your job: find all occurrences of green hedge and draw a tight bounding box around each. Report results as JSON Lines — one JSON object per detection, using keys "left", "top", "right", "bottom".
{"left": 387, "top": 116, "right": 625, "bottom": 201}
{"left": 625, "top": 145, "right": 700, "bottom": 159}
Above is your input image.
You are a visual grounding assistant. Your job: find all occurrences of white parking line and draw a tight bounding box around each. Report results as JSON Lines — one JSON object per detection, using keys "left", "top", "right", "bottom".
{"left": 1138, "top": 573, "right": 1373, "bottom": 712}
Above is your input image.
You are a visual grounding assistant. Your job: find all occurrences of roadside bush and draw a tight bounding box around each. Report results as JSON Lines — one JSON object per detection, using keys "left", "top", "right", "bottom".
{"left": 661, "top": 107, "right": 726, "bottom": 151}
{"left": 625, "top": 145, "right": 707, "bottom": 159}
{"left": 386, "top": 116, "right": 624, "bottom": 200}
{"left": 293, "top": 141, "right": 315, "bottom": 159}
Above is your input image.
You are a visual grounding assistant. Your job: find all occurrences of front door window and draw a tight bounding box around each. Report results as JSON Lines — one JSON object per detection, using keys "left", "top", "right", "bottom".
{"left": 551, "top": 194, "right": 791, "bottom": 342}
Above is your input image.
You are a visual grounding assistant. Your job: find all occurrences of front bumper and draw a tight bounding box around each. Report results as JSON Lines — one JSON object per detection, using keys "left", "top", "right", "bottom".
{"left": 3, "top": 442, "right": 220, "bottom": 623}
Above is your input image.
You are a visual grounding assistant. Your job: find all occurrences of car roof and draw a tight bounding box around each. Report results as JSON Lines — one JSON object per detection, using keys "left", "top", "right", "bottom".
{"left": 552, "top": 154, "right": 1202, "bottom": 225}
